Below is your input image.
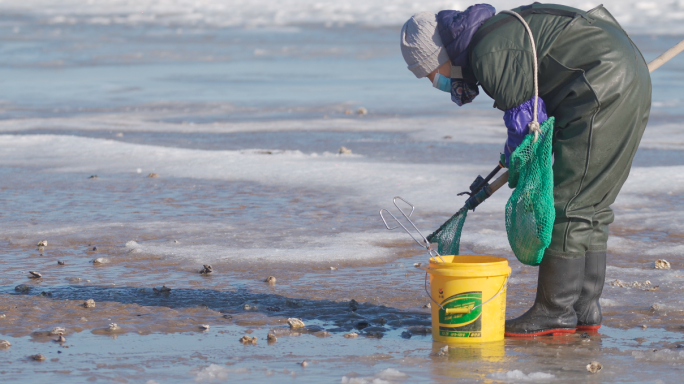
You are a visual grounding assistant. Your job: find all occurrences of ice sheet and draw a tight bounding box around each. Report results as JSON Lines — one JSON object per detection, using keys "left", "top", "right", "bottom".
{"left": 0, "top": 134, "right": 508, "bottom": 214}
{"left": 3, "top": 132, "right": 683, "bottom": 264}
{"left": 122, "top": 231, "right": 400, "bottom": 265}
{"left": 341, "top": 368, "right": 409, "bottom": 384}
{"left": 489, "top": 370, "right": 555, "bottom": 382}
{"left": 640, "top": 123, "right": 684, "bottom": 150}
{"left": 4, "top": 108, "right": 683, "bottom": 151}
{"left": 0, "top": 113, "right": 507, "bottom": 145}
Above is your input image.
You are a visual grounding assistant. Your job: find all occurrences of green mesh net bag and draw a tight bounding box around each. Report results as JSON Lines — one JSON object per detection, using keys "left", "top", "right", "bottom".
{"left": 426, "top": 206, "right": 468, "bottom": 256}
{"left": 505, "top": 116, "right": 556, "bottom": 266}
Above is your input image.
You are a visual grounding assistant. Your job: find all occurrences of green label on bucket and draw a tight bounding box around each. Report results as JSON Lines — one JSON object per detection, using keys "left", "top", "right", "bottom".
{"left": 438, "top": 291, "right": 482, "bottom": 337}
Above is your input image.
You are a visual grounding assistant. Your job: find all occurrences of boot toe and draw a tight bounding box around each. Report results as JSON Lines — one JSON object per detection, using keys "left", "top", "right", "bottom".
{"left": 504, "top": 311, "right": 577, "bottom": 337}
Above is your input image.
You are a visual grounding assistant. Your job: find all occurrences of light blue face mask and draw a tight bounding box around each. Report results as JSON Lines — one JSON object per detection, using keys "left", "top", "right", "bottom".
{"left": 432, "top": 72, "right": 452, "bottom": 93}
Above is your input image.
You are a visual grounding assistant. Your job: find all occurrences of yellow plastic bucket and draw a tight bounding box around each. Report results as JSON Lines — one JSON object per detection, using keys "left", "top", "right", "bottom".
{"left": 427, "top": 255, "right": 511, "bottom": 343}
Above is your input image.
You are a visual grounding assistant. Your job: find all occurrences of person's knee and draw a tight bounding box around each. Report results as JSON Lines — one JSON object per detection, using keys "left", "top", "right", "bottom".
{"left": 547, "top": 217, "right": 593, "bottom": 257}
{"left": 589, "top": 207, "right": 614, "bottom": 251}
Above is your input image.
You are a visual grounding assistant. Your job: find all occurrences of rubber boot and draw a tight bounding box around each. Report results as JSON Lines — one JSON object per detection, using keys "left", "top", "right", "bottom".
{"left": 574, "top": 250, "right": 606, "bottom": 331}
{"left": 504, "top": 254, "right": 585, "bottom": 337}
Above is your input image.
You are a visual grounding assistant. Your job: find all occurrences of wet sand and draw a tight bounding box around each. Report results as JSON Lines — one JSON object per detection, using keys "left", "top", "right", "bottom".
{"left": 2, "top": 229, "right": 684, "bottom": 383}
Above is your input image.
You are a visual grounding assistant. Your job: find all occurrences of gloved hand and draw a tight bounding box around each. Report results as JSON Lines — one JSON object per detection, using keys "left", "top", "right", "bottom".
{"left": 503, "top": 97, "right": 548, "bottom": 166}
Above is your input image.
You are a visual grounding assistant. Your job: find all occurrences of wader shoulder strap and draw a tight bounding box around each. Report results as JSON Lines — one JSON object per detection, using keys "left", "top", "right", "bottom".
{"left": 469, "top": 4, "right": 582, "bottom": 58}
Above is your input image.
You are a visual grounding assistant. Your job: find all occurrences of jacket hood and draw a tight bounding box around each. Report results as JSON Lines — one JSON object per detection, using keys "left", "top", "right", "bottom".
{"left": 437, "top": 4, "right": 496, "bottom": 68}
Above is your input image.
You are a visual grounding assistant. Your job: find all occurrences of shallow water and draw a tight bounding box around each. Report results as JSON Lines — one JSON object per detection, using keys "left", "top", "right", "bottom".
{"left": 2, "top": 1, "right": 684, "bottom": 383}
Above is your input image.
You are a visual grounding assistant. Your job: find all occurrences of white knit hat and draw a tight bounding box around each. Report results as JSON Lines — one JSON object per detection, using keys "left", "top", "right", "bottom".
{"left": 400, "top": 12, "right": 450, "bottom": 78}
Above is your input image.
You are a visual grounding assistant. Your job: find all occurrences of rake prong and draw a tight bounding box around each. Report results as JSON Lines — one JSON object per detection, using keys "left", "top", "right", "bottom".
{"left": 379, "top": 209, "right": 400, "bottom": 230}
{"left": 392, "top": 197, "right": 431, "bottom": 250}
{"left": 380, "top": 197, "right": 444, "bottom": 262}
{"left": 392, "top": 196, "right": 414, "bottom": 218}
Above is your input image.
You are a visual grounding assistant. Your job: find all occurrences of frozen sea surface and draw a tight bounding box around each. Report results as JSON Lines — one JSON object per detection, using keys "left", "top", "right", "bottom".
{"left": 1, "top": 1, "right": 684, "bottom": 383}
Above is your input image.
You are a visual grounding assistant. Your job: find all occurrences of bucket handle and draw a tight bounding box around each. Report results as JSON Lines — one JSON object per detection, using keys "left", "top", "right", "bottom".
{"left": 425, "top": 272, "right": 508, "bottom": 313}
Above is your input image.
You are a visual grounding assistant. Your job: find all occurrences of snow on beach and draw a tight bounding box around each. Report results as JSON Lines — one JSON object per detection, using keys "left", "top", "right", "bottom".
{"left": 3, "top": 113, "right": 684, "bottom": 264}
{"left": 0, "top": 0, "right": 682, "bottom": 34}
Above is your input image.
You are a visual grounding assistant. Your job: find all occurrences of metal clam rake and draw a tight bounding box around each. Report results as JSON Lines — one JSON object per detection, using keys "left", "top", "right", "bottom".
{"left": 379, "top": 197, "right": 446, "bottom": 264}
{"left": 379, "top": 197, "right": 449, "bottom": 310}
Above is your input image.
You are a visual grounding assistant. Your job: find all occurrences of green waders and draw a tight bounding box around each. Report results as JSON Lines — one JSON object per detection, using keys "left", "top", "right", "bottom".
{"left": 469, "top": 4, "right": 651, "bottom": 335}
{"left": 544, "top": 7, "right": 651, "bottom": 257}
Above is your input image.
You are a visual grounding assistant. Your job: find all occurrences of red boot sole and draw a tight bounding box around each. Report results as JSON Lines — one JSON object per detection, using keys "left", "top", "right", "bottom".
{"left": 576, "top": 325, "right": 601, "bottom": 331}
{"left": 505, "top": 328, "right": 576, "bottom": 337}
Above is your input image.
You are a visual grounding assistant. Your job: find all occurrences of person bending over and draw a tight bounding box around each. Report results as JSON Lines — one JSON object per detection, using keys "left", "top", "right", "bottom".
{"left": 400, "top": 3, "right": 651, "bottom": 336}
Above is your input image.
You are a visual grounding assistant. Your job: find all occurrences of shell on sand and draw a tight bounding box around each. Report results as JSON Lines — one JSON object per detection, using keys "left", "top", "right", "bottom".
{"left": 15, "top": 284, "right": 30, "bottom": 293}
{"left": 300, "top": 361, "right": 308, "bottom": 367}
{"left": 611, "top": 279, "right": 653, "bottom": 288}
{"left": 239, "top": 336, "right": 257, "bottom": 345}
{"left": 437, "top": 346, "right": 449, "bottom": 356}
{"left": 57, "top": 260, "right": 65, "bottom": 265}
{"left": 267, "top": 333, "right": 277, "bottom": 343}
{"left": 287, "top": 318, "right": 305, "bottom": 329}
{"left": 147, "top": 173, "right": 159, "bottom": 178}
{"left": 199, "top": 324, "right": 210, "bottom": 330}
{"left": 200, "top": 265, "right": 213, "bottom": 274}
{"left": 0, "top": 340, "right": 11, "bottom": 348}
{"left": 29, "top": 271, "right": 42, "bottom": 278}
{"left": 407, "top": 326, "right": 431, "bottom": 335}
{"left": 655, "top": 259, "right": 671, "bottom": 270}
{"left": 153, "top": 285, "right": 171, "bottom": 294}
{"left": 37, "top": 240, "right": 48, "bottom": 247}
{"left": 265, "top": 276, "right": 276, "bottom": 285}
{"left": 587, "top": 361, "right": 603, "bottom": 373}
{"left": 108, "top": 323, "right": 120, "bottom": 331}
{"left": 30, "top": 354, "right": 46, "bottom": 361}
{"left": 338, "top": 146, "right": 352, "bottom": 155}
{"left": 92, "top": 257, "right": 109, "bottom": 264}
{"left": 343, "top": 332, "right": 358, "bottom": 339}
{"left": 83, "top": 299, "right": 96, "bottom": 308}
{"left": 313, "top": 331, "right": 330, "bottom": 338}
{"left": 49, "top": 327, "right": 67, "bottom": 336}
{"left": 54, "top": 335, "right": 66, "bottom": 343}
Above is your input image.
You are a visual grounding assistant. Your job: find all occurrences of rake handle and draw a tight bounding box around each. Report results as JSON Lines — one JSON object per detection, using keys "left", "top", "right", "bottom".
{"left": 487, "top": 170, "right": 509, "bottom": 194}
{"left": 648, "top": 38, "right": 684, "bottom": 73}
